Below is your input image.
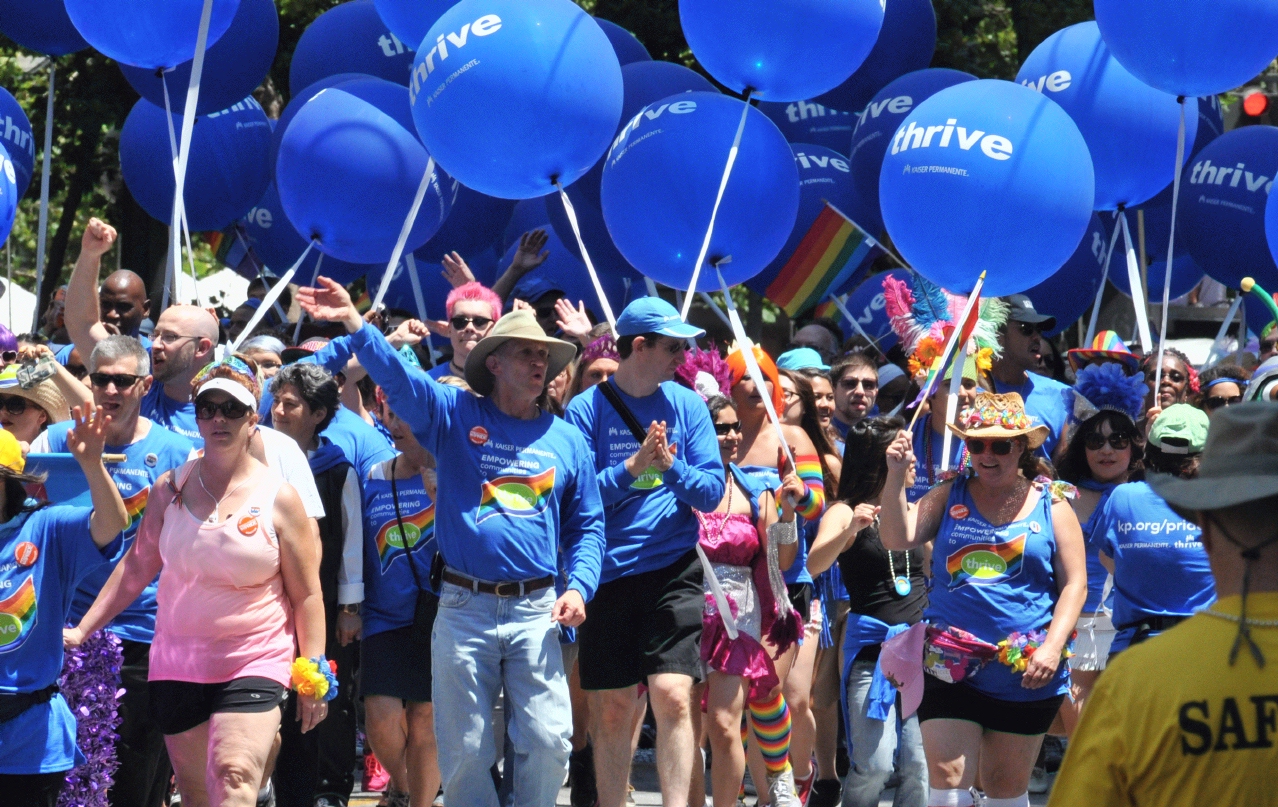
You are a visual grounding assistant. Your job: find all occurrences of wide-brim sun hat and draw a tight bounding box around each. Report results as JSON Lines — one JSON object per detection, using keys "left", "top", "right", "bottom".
{"left": 464, "top": 310, "right": 578, "bottom": 397}
{"left": 1066, "top": 330, "right": 1141, "bottom": 373}
{"left": 947, "top": 391, "right": 1049, "bottom": 450}
{"left": 1148, "top": 401, "right": 1278, "bottom": 512}
{"left": 0, "top": 366, "right": 70, "bottom": 424}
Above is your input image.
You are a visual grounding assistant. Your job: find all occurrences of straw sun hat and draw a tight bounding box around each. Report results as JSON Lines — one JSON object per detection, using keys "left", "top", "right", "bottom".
{"left": 464, "top": 310, "right": 577, "bottom": 397}
{"left": 946, "top": 391, "right": 1049, "bottom": 450}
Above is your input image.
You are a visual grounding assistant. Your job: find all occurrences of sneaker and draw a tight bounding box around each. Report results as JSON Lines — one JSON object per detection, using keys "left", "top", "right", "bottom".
{"left": 767, "top": 768, "right": 799, "bottom": 807}
{"left": 364, "top": 752, "right": 390, "bottom": 793}
{"left": 569, "top": 745, "right": 597, "bottom": 807}
{"left": 1029, "top": 765, "right": 1052, "bottom": 795}
{"left": 792, "top": 765, "right": 816, "bottom": 804}
{"left": 806, "top": 778, "right": 842, "bottom": 807}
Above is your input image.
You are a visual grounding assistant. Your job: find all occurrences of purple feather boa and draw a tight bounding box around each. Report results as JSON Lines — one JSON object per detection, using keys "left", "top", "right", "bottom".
{"left": 57, "top": 629, "right": 123, "bottom": 807}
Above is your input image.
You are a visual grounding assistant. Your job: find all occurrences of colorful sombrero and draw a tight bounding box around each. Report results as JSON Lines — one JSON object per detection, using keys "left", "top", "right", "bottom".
{"left": 1066, "top": 330, "right": 1141, "bottom": 373}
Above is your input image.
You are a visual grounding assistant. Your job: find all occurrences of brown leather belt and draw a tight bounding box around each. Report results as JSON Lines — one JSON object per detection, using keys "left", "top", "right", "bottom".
{"left": 441, "top": 569, "right": 555, "bottom": 598}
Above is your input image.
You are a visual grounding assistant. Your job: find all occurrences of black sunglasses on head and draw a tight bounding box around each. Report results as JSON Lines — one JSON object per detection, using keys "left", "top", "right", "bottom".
{"left": 714, "top": 421, "right": 742, "bottom": 436}
{"left": 90, "top": 372, "right": 142, "bottom": 390}
{"left": 194, "top": 397, "right": 252, "bottom": 421}
{"left": 965, "top": 437, "right": 1014, "bottom": 455}
{"left": 449, "top": 315, "right": 493, "bottom": 331}
{"left": 1084, "top": 432, "right": 1131, "bottom": 451}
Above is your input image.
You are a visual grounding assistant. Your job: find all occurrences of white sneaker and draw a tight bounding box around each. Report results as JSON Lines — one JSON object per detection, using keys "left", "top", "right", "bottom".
{"left": 1029, "top": 765, "right": 1053, "bottom": 794}
{"left": 767, "top": 767, "right": 798, "bottom": 807}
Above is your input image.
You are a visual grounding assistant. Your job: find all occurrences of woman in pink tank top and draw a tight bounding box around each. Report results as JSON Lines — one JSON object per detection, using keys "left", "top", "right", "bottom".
{"left": 75, "top": 359, "right": 327, "bottom": 807}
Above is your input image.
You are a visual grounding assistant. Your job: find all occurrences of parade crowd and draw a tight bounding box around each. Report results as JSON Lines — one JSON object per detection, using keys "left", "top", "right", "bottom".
{"left": 1, "top": 216, "right": 1277, "bottom": 807}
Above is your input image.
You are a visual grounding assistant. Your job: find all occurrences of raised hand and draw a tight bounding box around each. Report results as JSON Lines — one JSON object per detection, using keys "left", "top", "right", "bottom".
{"left": 67, "top": 405, "right": 111, "bottom": 467}
{"left": 298, "top": 277, "right": 362, "bottom": 333}
{"left": 651, "top": 422, "right": 678, "bottom": 473}
{"left": 851, "top": 502, "right": 881, "bottom": 533}
{"left": 555, "top": 298, "right": 593, "bottom": 344}
{"left": 778, "top": 468, "right": 806, "bottom": 520}
{"left": 387, "top": 318, "right": 430, "bottom": 348}
{"left": 510, "top": 229, "right": 550, "bottom": 276}
{"left": 885, "top": 430, "right": 914, "bottom": 474}
{"left": 512, "top": 299, "right": 534, "bottom": 313}
{"left": 81, "top": 218, "right": 117, "bottom": 258}
{"left": 441, "top": 252, "right": 476, "bottom": 288}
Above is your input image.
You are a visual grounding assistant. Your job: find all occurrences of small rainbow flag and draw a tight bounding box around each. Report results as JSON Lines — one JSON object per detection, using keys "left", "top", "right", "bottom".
{"left": 477, "top": 468, "right": 557, "bottom": 525}
{"left": 0, "top": 576, "right": 37, "bottom": 650}
{"left": 122, "top": 487, "right": 149, "bottom": 531}
{"left": 375, "top": 503, "right": 435, "bottom": 571}
{"left": 764, "top": 203, "right": 882, "bottom": 318}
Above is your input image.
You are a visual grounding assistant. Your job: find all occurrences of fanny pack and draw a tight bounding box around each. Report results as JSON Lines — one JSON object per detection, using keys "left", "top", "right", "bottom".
{"left": 0, "top": 684, "right": 58, "bottom": 723}
{"left": 922, "top": 623, "right": 1000, "bottom": 684}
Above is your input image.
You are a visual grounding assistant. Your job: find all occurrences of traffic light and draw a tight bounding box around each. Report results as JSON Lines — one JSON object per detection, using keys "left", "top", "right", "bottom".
{"left": 1234, "top": 85, "right": 1278, "bottom": 127}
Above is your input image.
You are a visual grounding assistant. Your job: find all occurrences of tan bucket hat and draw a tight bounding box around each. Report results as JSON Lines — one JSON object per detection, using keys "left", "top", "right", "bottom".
{"left": 946, "top": 391, "right": 1050, "bottom": 450}
{"left": 463, "top": 310, "right": 577, "bottom": 397}
{"left": 0, "top": 366, "right": 70, "bottom": 424}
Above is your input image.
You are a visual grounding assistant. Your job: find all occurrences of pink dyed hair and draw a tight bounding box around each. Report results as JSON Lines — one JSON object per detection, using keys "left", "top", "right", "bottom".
{"left": 445, "top": 281, "right": 503, "bottom": 320}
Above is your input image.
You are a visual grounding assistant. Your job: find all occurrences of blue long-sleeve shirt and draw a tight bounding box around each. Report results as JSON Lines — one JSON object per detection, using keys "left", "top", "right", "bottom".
{"left": 564, "top": 380, "right": 724, "bottom": 583}
{"left": 348, "top": 323, "right": 605, "bottom": 599}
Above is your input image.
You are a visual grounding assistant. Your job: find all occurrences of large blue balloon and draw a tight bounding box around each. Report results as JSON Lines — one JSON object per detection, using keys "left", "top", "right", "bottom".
{"left": 680, "top": 0, "right": 884, "bottom": 103}
{"left": 290, "top": 0, "right": 414, "bottom": 95}
{"left": 544, "top": 186, "right": 638, "bottom": 283}
{"left": 372, "top": 0, "right": 452, "bottom": 52}
{"left": 0, "top": 0, "right": 88, "bottom": 56}
{"left": 1016, "top": 22, "right": 1195, "bottom": 211}
{"left": 759, "top": 101, "right": 855, "bottom": 157}
{"left": 595, "top": 18, "right": 650, "bottom": 65}
{"left": 1181, "top": 126, "right": 1278, "bottom": 289}
{"left": 0, "top": 143, "right": 16, "bottom": 247}
{"left": 240, "top": 182, "right": 371, "bottom": 282}
{"left": 1094, "top": 0, "right": 1278, "bottom": 97}
{"left": 878, "top": 80, "right": 1095, "bottom": 296}
{"left": 415, "top": 184, "right": 517, "bottom": 264}
{"left": 505, "top": 227, "right": 641, "bottom": 322}
{"left": 1021, "top": 213, "right": 1112, "bottom": 337}
{"left": 747, "top": 143, "right": 876, "bottom": 302}
{"left": 120, "top": 0, "right": 277, "bottom": 117}
{"left": 120, "top": 97, "right": 272, "bottom": 232}
{"left": 841, "top": 270, "right": 907, "bottom": 352}
{"left": 276, "top": 88, "right": 452, "bottom": 264}
{"left": 409, "top": 0, "right": 623, "bottom": 200}
{"left": 1196, "top": 95, "right": 1224, "bottom": 153}
{"left": 66, "top": 0, "right": 239, "bottom": 69}
{"left": 1111, "top": 253, "right": 1203, "bottom": 301}
{"left": 601, "top": 92, "right": 800, "bottom": 290}
{"left": 0, "top": 88, "right": 33, "bottom": 198}
{"left": 849, "top": 68, "right": 976, "bottom": 228}
{"left": 811, "top": 0, "right": 938, "bottom": 114}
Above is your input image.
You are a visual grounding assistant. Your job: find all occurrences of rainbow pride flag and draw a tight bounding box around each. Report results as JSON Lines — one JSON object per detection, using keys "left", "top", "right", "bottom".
{"left": 0, "top": 576, "right": 37, "bottom": 650}
{"left": 477, "top": 467, "right": 557, "bottom": 525}
{"left": 375, "top": 504, "right": 435, "bottom": 571}
{"left": 946, "top": 533, "right": 1026, "bottom": 587}
{"left": 764, "top": 203, "right": 882, "bottom": 318}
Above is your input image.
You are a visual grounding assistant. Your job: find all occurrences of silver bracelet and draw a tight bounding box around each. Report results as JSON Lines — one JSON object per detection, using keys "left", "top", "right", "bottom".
{"left": 767, "top": 519, "right": 798, "bottom": 546}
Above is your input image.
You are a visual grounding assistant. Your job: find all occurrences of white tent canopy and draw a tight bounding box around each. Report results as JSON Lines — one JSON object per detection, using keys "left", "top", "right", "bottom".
{"left": 0, "top": 278, "right": 38, "bottom": 335}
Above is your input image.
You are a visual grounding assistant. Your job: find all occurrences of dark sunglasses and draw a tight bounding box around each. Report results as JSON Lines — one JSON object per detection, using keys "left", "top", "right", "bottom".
{"left": 1014, "top": 321, "right": 1045, "bottom": 337}
{"left": 714, "top": 421, "right": 742, "bottom": 436}
{"left": 0, "top": 395, "right": 30, "bottom": 416}
{"left": 1261, "top": 339, "right": 1278, "bottom": 353}
{"left": 194, "top": 397, "right": 252, "bottom": 421}
{"left": 965, "top": 438, "right": 1014, "bottom": 456}
{"left": 1204, "top": 394, "right": 1243, "bottom": 411}
{"left": 1083, "top": 432, "right": 1131, "bottom": 451}
{"left": 90, "top": 372, "right": 142, "bottom": 390}
{"left": 1151, "top": 369, "right": 1187, "bottom": 384}
{"left": 449, "top": 315, "right": 493, "bottom": 331}
{"left": 0, "top": 351, "right": 15, "bottom": 363}
{"left": 839, "top": 377, "right": 878, "bottom": 391}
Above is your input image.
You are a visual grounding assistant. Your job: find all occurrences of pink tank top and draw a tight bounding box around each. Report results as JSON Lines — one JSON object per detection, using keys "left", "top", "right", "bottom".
{"left": 149, "top": 461, "right": 295, "bottom": 686}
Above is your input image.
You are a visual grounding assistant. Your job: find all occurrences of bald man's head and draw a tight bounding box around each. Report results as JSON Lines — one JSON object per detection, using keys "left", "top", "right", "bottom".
{"left": 151, "top": 305, "right": 219, "bottom": 386}
{"left": 100, "top": 270, "right": 148, "bottom": 336}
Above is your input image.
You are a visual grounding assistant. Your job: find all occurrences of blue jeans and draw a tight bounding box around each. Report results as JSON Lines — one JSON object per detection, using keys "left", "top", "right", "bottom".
{"left": 841, "top": 659, "right": 927, "bottom": 807}
{"left": 432, "top": 582, "right": 571, "bottom": 807}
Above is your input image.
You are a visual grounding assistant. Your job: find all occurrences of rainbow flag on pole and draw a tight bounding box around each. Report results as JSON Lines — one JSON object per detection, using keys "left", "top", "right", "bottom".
{"left": 764, "top": 203, "right": 882, "bottom": 317}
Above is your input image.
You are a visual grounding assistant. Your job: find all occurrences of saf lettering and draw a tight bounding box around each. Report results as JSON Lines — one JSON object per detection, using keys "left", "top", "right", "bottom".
{"left": 1179, "top": 695, "right": 1278, "bottom": 754}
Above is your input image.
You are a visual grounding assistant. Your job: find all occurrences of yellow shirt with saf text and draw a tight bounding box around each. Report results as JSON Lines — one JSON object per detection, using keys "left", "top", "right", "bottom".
{"left": 1049, "top": 593, "right": 1278, "bottom": 807}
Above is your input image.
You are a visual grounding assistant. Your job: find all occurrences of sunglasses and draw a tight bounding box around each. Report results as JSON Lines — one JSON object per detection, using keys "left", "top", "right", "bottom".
{"left": 450, "top": 315, "right": 493, "bottom": 331}
{"left": 1014, "top": 321, "right": 1045, "bottom": 337}
{"left": 90, "top": 372, "right": 142, "bottom": 390}
{"left": 1261, "top": 339, "right": 1278, "bottom": 353}
{"left": 714, "top": 421, "right": 742, "bottom": 436}
{"left": 1152, "top": 369, "right": 1187, "bottom": 384}
{"left": 0, "top": 351, "right": 15, "bottom": 363}
{"left": 0, "top": 395, "right": 30, "bottom": 416}
{"left": 194, "top": 397, "right": 252, "bottom": 421}
{"left": 1204, "top": 394, "right": 1243, "bottom": 411}
{"left": 534, "top": 307, "right": 558, "bottom": 320}
{"left": 1083, "top": 432, "right": 1131, "bottom": 451}
{"left": 965, "top": 438, "right": 1015, "bottom": 455}
{"left": 839, "top": 377, "right": 878, "bottom": 391}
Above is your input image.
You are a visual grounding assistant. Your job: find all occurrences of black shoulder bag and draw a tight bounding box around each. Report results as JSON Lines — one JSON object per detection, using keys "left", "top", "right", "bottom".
{"left": 597, "top": 380, "right": 649, "bottom": 444}
{"left": 390, "top": 457, "right": 438, "bottom": 644}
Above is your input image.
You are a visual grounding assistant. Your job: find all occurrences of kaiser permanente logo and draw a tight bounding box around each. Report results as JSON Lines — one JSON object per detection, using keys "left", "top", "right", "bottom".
{"left": 890, "top": 118, "right": 1013, "bottom": 161}
{"left": 408, "top": 13, "right": 503, "bottom": 105}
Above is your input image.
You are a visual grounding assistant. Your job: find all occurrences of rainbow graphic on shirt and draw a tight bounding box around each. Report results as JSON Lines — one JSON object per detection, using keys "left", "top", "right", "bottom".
{"left": 122, "top": 487, "right": 150, "bottom": 531}
{"left": 946, "top": 533, "right": 1026, "bottom": 587}
{"left": 0, "top": 576, "right": 37, "bottom": 652}
{"left": 375, "top": 504, "right": 435, "bottom": 572}
{"left": 476, "top": 467, "right": 556, "bottom": 525}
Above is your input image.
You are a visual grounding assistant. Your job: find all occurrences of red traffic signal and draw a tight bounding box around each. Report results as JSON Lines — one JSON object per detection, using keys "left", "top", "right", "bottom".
{"left": 1244, "top": 91, "right": 1270, "bottom": 117}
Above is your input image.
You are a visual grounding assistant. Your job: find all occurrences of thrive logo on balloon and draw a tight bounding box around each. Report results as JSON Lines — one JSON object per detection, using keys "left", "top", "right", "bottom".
{"left": 608, "top": 100, "right": 698, "bottom": 162}
{"left": 1188, "top": 160, "right": 1273, "bottom": 194}
{"left": 889, "top": 118, "right": 1013, "bottom": 161}
{"left": 407, "top": 13, "right": 503, "bottom": 106}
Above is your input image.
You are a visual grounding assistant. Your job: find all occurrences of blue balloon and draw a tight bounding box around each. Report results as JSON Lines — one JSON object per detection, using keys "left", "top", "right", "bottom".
{"left": 1016, "top": 22, "right": 1195, "bottom": 211}
{"left": 0, "top": 0, "right": 88, "bottom": 56}
{"left": 759, "top": 100, "right": 856, "bottom": 157}
{"left": 1094, "top": 0, "right": 1278, "bottom": 97}
{"left": 1111, "top": 253, "right": 1203, "bottom": 301}
{"left": 0, "top": 88, "right": 33, "bottom": 198}
{"left": 810, "top": 0, "right": 938, "bottom": 113}
{"left": 878, "top": 79, "right": 1095, "bottom": 296}
{"left": 240, "top": 182, "right": 372, "bottom": 281}
{"left": 840, "top": 269, "right": 907, "bottom": 352}
{"left": 120, "top": 0, "right": 277, "bottom": 117}
{"left": 849, "top": 68, "right": 975, "bottom": 227}
{"left": 276, "top": 87, "right": 453, "bottom": 264}
{"left": 505, "top": 226, "right": 641, "bottom": 321}
{"left": 409, "top": 0, "right": 624, "bottom": 200}
{"left": 290, "top": 0, "right": 414, "bottom": 95}
{"left": 595, "top": 18, "right": 650, "bottom": 66}
{"left": 66, "top": 0, "right": 239, "bottom": 69}
{"left": 601, "top": 92, "right": 800, "bottom": 290}
{"left": 680, "top": 0, "right": 884, "bottom": 102}
{"left": 372, "top": 0, "right": 452, "bottom": 53}
{"left": 0, "top": 143, "right": 16, "bottom": 247}
{"left": 1181, "top": 126, "right": 1278, "bottom": 289}
{"left": 544, "top": 186, "right": 639, "bottom": 284}
{"left": 1021, "top": 214, "right": 1112, "bottom": 336}
{"left": 415, "top": 184, "right": 517, "bottom": 263}
{"left": 747, "top": 143, "right": 876, "bottom": 302}
{"left": 120, "top": 96, "right": 272, "bottom": 232}
{"left": 1196, "top": 95, "right": 1224, "bottom": 154}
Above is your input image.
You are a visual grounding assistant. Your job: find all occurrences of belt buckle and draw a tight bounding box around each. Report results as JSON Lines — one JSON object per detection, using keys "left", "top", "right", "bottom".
{"left": 493, "top": 581, "right": 521, "bottom": 597}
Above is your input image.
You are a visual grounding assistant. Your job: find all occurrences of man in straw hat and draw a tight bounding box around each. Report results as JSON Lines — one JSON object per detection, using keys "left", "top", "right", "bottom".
{"left": 1049, "top": 403, "right": 1278, "bottom": 807}
{"left": 297, "top": 278, "right": 605, "bottom": 807}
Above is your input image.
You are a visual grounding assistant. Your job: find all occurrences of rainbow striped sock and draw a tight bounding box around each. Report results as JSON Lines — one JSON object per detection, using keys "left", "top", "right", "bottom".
{"left": 748, "top": 692, "right": 792, "bottom": 775}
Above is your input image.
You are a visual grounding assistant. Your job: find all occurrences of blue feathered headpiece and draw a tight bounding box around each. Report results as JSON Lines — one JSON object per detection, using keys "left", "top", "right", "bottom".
{"left": 1068, "top": 362, "right": 1146, "bottom": 425}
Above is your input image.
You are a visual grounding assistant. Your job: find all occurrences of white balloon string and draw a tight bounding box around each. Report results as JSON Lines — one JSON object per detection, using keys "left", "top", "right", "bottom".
{"left": 1085, "top": 216, "right": 1123, "bottom": 346}
{"left": 31, "top": 63, "right": 54, "bottom": 332}
{"left": 161, "top": 77, "right": 183, "bottom": 304}
{"left": 554, "top": 181, "right": 617, "bottom": 335}
{"left": 1204, "top": 294, "right": 1244, "bottom": 367}
{"left": 940, "top": 345, "right": 966, "bottom": 472}
{"left": 696, "top": 291, "right": 732, "bottom": 329}
{"left": 1119, "top": 210, "right": 1153, "bottom": 351}
{"left": 171, "top": 0, "right": 214, "bottom": 307}
{"left": 1154, "top": 100, "right": 1187, "bottom": 393}
{"left": 372, "top": 158, "right": 435, "bottom": 313}
{"left": 828, "top": 293, "right": 884, "bottom": 353}
{"left": 644, "top": 277, "right": 659, "bottom": 298}
{"left": 405, "top": 252, "right": 428, "bottom": 322}
{"left": 293, "top": 252, "right": 323, "bottom": 344}
{"left": 231, "top": 240, "right": 313, "bottom": 353}
{"left": 681, "top": 93, "right": 753, "bottom": 321}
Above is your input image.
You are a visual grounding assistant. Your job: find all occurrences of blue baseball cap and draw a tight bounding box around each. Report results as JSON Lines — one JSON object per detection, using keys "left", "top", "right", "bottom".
{"left": 616, "top": 297, "right": 705, "bottom": 339}
{"left": 776, "top": 347, "right": 830, "bottom": 372}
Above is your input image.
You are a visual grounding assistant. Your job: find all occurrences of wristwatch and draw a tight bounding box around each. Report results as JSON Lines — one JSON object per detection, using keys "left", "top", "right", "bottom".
{"left": 339, "top": 604, "right": 360, "bottom": 615}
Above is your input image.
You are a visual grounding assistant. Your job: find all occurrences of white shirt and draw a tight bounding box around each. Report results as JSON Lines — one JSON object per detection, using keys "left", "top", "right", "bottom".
{"left": 257, "top": 425, "right": 326, "bottom": 519}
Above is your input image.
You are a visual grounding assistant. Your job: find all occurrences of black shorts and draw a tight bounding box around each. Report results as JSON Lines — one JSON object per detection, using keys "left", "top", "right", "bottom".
{"left": 149, "top": 677, "right": 287, "bottom": 736}
{"left": 578, "top": 548, "right": 703, "bottom": 690}
{"left": 916, "top": 674, "right": 1065, "bottom": 736}
{"left": 360, "top": 625, "right": 434, "bottom": 703}
{"left": 788, "top": 582, "right": 814, "bottom": 624}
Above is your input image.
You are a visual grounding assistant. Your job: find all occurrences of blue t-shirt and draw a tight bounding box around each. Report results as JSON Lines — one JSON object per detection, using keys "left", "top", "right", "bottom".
{"left": 361, "top": 461, "right": 437, "bottom": 639}
{"left": 564, "top": 381, "right": 724, "bottom": 584}
{"left": 427, "top": 362, "right": 459, "bottom": 381}
{"left": 928, "top": 476, "right": 1070, "bottom": 700}
{"left": 350, "top": 323, "right": 605, "bottom": 598}
{"left": 141, "top": 384, "right": 202, "bottom": 447}
{"left": 43, "top": 420, "right": 195, "bottom": 643}
{"left": 322, "top": 406, "right": 397, "bottom": 482}
{"left": 1077, "top": 481, "right": 1118, "bottom": 614}
{"left": 1095, "top": 481, "right": 1216, "bottom": 651}
{"left": 55, "top": 335, "right": 151, "bottom": 367}
{"left": 908, "top": 415, "right": 965, "bottom": 503}
{"left": 740, "top": 465, "right": 813, "bottom": 586}
{"left": 0, "top": 506, "right": 116, "bottom": 774}
{"left": 992, "top": 373, "right": 1070, "bottom": 460}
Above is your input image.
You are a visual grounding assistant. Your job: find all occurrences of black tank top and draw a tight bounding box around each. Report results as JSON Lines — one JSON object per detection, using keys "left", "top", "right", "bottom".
{"left": 838, "top": 524, "right": 928, "bottom": 662}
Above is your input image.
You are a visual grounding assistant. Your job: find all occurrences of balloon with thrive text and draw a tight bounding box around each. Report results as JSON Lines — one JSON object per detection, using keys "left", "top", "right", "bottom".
{"left": 0, "top": 88, "right": 33, "bottom": 198}
{"left": 290, "top": 0, "right": 414, "bottom": 94}
{"left": 0, "top": 143, "right": 16, "bottom": 247}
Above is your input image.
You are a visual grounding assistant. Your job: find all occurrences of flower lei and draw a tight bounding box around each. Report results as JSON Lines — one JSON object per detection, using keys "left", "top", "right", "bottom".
{"left": 290, "top": 656, "right": 339, "bottom": 702}
{"left": 996, "top": 629, "right": 1074, "bottom": 673}
{"left": 58, "top": 629, "right": 123, "bottom": 807}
